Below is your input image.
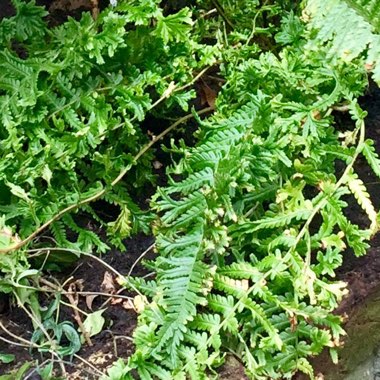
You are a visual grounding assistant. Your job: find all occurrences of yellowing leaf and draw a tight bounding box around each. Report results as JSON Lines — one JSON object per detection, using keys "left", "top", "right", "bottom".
{"left": 81, "top": 309, "right": 106, "bottom": 342}
{"left": 6, "top": 182, "right": 30, "bottom": 202}
{"left": 108, "top": 205, "right": 132, "bottom": 239}
{"left": 346, "top": 170, "right": 378, "bottom": 233}
{"left": 42, "top": 165, "right": 52, "bottom": 185}
{"left": 133, "top": 295, "right": 148, "bottom": 313}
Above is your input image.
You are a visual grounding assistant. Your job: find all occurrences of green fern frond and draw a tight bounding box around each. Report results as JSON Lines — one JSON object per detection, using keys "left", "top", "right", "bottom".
{"left": 207, "top": 294, "right": 236, "bottom": 315}
{"left": 213, "top": 273, "right": 249, "bottom": 298}
{"left": 50, "top": 221, "right": 68, "bottom": 247}
{"left": 155, "top": 190, "right": 206, "bottom": 227}
{"left": 207, "top": 294, "right": 239, "bottom": 333}
{"left": 183, "top": 330, "right": 209, "bottom": 349}
{"left": 157, "top": 229, "right": 203, "bottom": 254}
{"left": 233, "top": 209, "right": 312, "bottom": 234}
{"left": 132, "top": 225, "right": 212, "bottom": 369}
{"left": 218, "top": 262, "right": 261, "bottom": 280}
{"left": 362, "top": 139, "right": 380, "bottom": 178}
{"left": 242, "top": 298, "right": 283, "bottom": 350}
{"left": 178, "top": 346, "right": 206, "bottom": 380}
{"left": 326, "top": 195, "right": 371, "bottom": 256}
{"left": 127, "top": 277, "right": 157, "bottom": 297}
{"left": 5, "top": 0, "right": 48, "bottom": 43}
{"left": 192, "top": 313, "right": 221, "bottom": 333}
{"left": 166, "top": 168, "right": 215, "bottom": 195}
{"left": 305, "top": 0, "right": 380, "bottom": 83}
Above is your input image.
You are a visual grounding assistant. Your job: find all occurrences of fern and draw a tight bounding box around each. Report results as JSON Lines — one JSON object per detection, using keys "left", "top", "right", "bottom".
{"left": 234, "top": 209, "right": 312, "bottom": 233}
{"left": 362, "top": 138, "right": 380, "bottom": 178}
{"left": 0, "top": 1, "right": 216, "bottom": 253}
{"left": 305, "top": 0, "right": 380, "bottom": 83}
{"left": 123, "top": 1, "right": 380, "bottom": 378}
{"left": 1, "top": 1, "right": 380, "bottom": 379}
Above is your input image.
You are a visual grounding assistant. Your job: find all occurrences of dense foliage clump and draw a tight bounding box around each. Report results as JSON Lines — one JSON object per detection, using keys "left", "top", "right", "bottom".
{"left": 0, "top": 0, "right": 216, "bottom": 252}
{"left": 1, "top": 0, "right": 380, "bottom": 379}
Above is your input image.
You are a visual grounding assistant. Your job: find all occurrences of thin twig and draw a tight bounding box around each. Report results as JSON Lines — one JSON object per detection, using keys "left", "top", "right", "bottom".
{"left": 127, "top": 243, "right": 155, "bottom": 277}
{"left": 23, "top": 359, "right": 56, "bottom": 380}
{"left": 210, "top": 0, "right": 235, "bottom": 29}
{"left": 66, "top": 282, "right": 92, "bottom": 346}
{"left": 39, "top": 277, "right": 134, "bottom": 300}
{"left": 0, "top": 335, "right": 33, "bottom": 348}
{"left": 52, "top": 352, "right": 67, "bottom": 378}
{"left": 74, "top": 353, "right": 105, "bottom": 377}
{"left": 0, "top": 321, "right": 40, "bottom": 347}
{"left": 176, "top": 66, "right": 212, "bottom": 93}
{"left": 59, "top": 300, "right": 89, "bottom": 317}
{"left": 113, "top": 335, "right": 134, "bottom": 357}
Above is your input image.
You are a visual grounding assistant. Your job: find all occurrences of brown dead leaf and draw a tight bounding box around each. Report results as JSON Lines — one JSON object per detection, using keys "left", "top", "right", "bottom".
{"left": 122, "top": 299, "right": 135, "bottom": 310}
{"left": 199, "top": 83, "right": 217, "bottom": 108}
{"left": 289, "top": 314, "right": 298, "bottom": 332}
{"left": 67, "top": 279, "right": 84, "bottom": 306}
{"left": 311, "top": 110, "right": 321, "bottom": 120}
{"left": 100, "top": 271, "right": 116, "bottom": 294}
{"left": 85, "top": 294, "right": 98, "bottom": 311}
{"left": 147, "top": 130, "right": 156, "bottom": 140}
{"left": 110, "top": 297, "right": 123, "bottom": 305}
{"left": 153, "top": 160, "right": 163, "bottom": 170}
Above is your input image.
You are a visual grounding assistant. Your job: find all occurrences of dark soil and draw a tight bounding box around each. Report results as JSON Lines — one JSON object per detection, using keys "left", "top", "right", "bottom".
{"left": 0, "top": 2, "right": 15, "bottom": 20}
{"left": 0, "top": 233, "right": 155, "bottom": 379}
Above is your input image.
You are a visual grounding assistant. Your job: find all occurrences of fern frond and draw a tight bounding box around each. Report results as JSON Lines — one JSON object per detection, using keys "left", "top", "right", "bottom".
{"left": 362, "top": 139, "right": 380, "bottom": 178}
{"left": 233, "top": 209, "right": 312, "bottom": 234}
{"left": 242, "top": 298, "right": 283, "bottom": 350}
{"left": 218, "top": 262, "right": 261, "bottom": 280}
{"left": 213, "top": 274, "right": 249, "bottom": 298}
{"left": 178, "top": 346, "right": 205, "bottom": 380}
{"left": 305, "top": 0, "right": 380, "bottom": 83}
{"left": 346, "top": 170, "right": 378, "bottom": 232}
{"left": 155, "top": 190, "right": 206, "bottom": 227}
{"left": 187, "top": 314, "right": 223, "bottom": 354}
{"left": 207, "top": 294, "right": 239, "bottom": 333}
{"left": 166, "top": 167, "right": 214, "bottom": 195}
{"left": 133, "top": 225, "right": 211, "bottom": 369}
{"left": 50, "top": 221, "right": 67, "bottom": 247}
{"left": 126, "top": 278, "right": 157, "bottom": 298}
{"left": 326, "top": 195, "right": 371, "bottom": 256}
{"left": 183, "top": 330, "right": 209, "bottom": 349}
